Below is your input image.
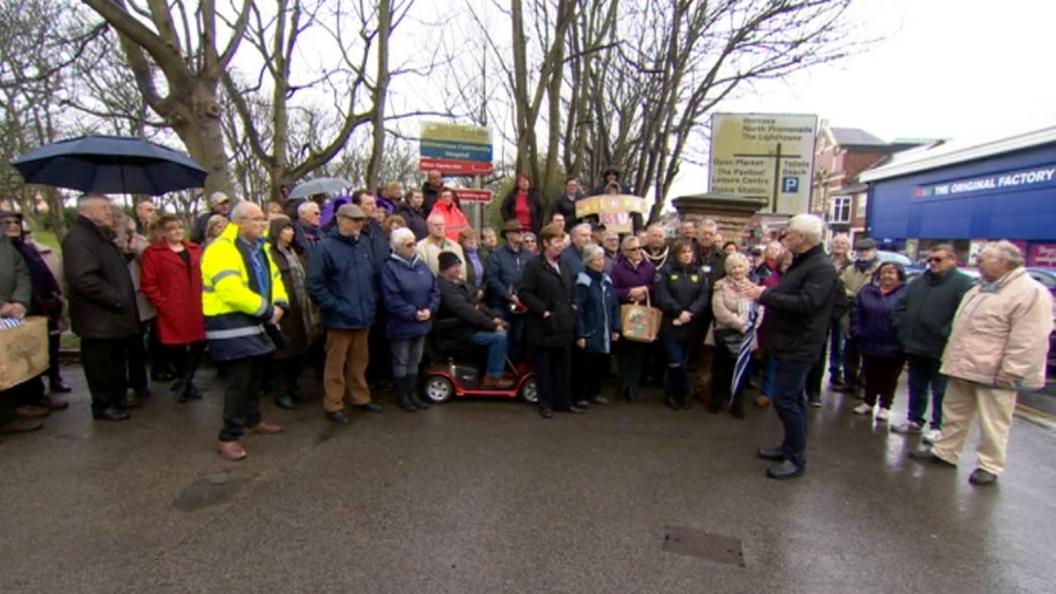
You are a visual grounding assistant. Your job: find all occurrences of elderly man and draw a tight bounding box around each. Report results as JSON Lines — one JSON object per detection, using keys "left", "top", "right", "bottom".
{"left": 891, "top": 244, "right": 974, "bottom": 442}
{"left": 134, "top": 199, "right": 157, "bottom": 234}
{"left": 642, "top": 224, "right": 670, "bottom": 271}
{"left": 485, "top": 220, "right": 532, "bottom": 361}
{"left": 560, "top": 223, "right": 592, "bottom": 278}
{"left": 201, "top": 201, "right": 288, "bottom": 460}
{"left": 354, "top": 192, "right": 390, "bottom": 274}
{"left": 308, "top": 204, "right": 383, "bottom": 424}
{"left": 742, "top": 214, "right": 837, "bottom": 479}
{"left": 294, "top": 200, "right": 323, "bottom": 256}
{"left": 416, "top": 214, "right": 466, "bottom": 279}
{"left": 911, "top": 241, "right": 1052, "bottom": 486}
{"left": 436, "top": 252, "right": 515, "bottom": 389}
{"left": 836, "top": 237, "right": 880, "bottom": 395}
{"left": 62, "top": 195, "right": 142, "bottom": 422}
{"left": 192, "top": 191, "right": 232, "bottom": 243}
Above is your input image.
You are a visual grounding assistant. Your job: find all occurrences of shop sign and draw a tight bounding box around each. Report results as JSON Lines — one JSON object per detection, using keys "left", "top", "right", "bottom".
{"left": 914, "top": 164, "right": 1056, "bottom": 198}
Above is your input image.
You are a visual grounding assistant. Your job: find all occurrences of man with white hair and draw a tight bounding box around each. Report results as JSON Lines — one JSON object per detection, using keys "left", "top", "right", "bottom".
{"left": 416, "top": 214, "right": 466, "bottom": 280}
{"left": 560, "top": 223, "right": 593, "bottom": 278}
{"left": 742, "top": 214, "right": 837, "bottom": 479}
{"left": 911, "top": 241, "right": 1053, "bottom": 486}
{"left": 294, "top": 200, "right": 322, "bottom": 256}
{"left": 63, "top": 194, "right": 142, "bottom": 422}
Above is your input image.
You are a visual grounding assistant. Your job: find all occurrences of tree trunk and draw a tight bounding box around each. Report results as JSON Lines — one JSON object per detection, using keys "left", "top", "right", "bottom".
{"left": 168, "top": 82, "right": 234, "bottom": 198}
{"left": 365, "top": 0, "right": 391, "bottom": 190}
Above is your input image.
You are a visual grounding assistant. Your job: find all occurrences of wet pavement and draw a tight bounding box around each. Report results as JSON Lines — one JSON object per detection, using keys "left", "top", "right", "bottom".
{"left": 1, "top": 365, "right": 1055, "bottom": 593}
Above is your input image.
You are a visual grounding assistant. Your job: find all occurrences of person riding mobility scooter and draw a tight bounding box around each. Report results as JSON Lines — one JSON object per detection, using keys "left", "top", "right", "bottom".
{"left": 422, "top": 252, "right": 536, "bottom": 403}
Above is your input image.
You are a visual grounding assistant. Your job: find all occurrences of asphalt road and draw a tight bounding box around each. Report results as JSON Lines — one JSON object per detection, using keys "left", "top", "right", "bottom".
{"left": 1, "top": 365, "right": 1054, "bottom": 593}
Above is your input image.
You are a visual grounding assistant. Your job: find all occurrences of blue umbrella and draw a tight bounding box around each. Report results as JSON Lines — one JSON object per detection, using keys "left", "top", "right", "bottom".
{"left": 10, "top": 134, "right": 208, "bottom": 195}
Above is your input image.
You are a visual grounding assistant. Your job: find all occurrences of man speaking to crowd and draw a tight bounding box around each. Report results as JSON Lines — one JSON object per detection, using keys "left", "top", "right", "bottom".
{"left": 742, "top": 214, "right": 837, "bottom": 480}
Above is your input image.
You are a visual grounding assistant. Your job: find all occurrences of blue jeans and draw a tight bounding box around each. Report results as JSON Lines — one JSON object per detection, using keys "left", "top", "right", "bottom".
{"left": 664, "top": 340, "right": 691, "bottom": 397}
{"left": 828, "top": 321, "right": 844, "bottom": 378}
{"left": 906, "top": 354, "right": 947, "bottom": 429}
{"left": 390, "top": 337, "right": 425, "bottom": 378}
{"left": 771, "top": 357, "right": 813, "bottom": 468}
{"left": 470, "top": 331, "right": 508, "bottom": 378}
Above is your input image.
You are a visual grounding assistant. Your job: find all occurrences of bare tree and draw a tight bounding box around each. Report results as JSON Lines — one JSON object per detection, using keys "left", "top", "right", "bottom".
{"left": 81, "top": 0, "right": 253, "bottom": 195}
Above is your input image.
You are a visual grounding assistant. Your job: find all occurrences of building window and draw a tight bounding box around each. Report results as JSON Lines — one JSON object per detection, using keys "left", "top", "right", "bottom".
{"left": 830, "top": 196, "right": 851, "bottom": 223}
{"left": 855, "top": 193, "right": 868, "bottom": 218}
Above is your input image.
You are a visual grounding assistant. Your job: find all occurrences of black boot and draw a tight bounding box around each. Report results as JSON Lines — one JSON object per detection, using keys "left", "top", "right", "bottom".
{"left": 395, "top": 377, "right": 418, "bottom": 412}
{"left": 407, "top": 374, "right": 429, "bottom": 409}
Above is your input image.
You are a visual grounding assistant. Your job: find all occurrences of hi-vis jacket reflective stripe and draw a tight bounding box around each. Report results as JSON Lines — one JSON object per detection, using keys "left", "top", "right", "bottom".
{"left": 201, "top": 222, "right": 289, "bottom": 361}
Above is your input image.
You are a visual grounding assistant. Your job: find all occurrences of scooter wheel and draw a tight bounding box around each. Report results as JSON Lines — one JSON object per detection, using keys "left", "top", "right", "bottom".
{"left": 424, "top": 376, "right": 454, "bottom": 403}
{"left": 519, "top": 377, "right": 538, "bottom": 404}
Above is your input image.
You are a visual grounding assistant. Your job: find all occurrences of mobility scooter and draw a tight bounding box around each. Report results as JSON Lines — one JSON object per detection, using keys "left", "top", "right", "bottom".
{"left": 420, "top": 323, "right": 537, "bottom": 404}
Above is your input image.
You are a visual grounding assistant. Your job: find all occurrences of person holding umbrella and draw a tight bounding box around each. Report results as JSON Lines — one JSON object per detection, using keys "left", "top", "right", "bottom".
{"left": 709, "top": 253, "right": 762, "bottom": 419}
{"left": 63, "top": 195, "right": 142, "bottom": 422}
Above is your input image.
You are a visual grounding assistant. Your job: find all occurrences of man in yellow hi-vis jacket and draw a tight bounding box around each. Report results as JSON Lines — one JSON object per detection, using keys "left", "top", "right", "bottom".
{"left": 201, "top": 201, "right": 289, "bottom": 461}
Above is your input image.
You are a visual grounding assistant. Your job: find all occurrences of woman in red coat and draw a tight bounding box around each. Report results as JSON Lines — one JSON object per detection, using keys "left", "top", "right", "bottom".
{"left": 431, "top": 187, "right": 470, "bottom": 241}
{"left": 141, "top": 214, "right": 206, "bottom": 402}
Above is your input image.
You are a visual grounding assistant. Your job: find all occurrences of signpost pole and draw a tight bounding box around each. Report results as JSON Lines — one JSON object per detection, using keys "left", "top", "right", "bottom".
{"left": 771, "top": 142, "right": 782, "bottom": 213}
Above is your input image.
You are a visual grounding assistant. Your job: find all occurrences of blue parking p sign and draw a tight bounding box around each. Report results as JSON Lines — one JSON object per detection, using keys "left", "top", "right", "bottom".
{"left": 782, "top": 176, "right": 799, "bottom": 194}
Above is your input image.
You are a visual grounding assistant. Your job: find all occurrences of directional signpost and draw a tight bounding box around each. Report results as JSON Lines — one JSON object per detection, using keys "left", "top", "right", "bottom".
{"left": 708, "top": 113, "right": 818, "bottom": 215}
{"left": 419, "top": 121, "right": 493, "bottom": 176}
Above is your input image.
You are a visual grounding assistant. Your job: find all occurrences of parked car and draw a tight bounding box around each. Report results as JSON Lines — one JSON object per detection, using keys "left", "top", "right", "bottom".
{"left": 876, "top": 250, "right": 912, "bottom": 267}
{"left": 1025, "top": 268, "right": 1056, "bottom": 374}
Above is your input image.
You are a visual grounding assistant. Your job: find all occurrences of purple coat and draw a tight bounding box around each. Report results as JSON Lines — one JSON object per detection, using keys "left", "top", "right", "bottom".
{"left": 610, "top": 256, "right": 656, "bottom": 304}
{"left": 851, "top": 283, "right": 907, "bottom": 358}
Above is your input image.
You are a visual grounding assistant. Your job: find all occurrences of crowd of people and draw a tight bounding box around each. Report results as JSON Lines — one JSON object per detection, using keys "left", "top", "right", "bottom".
{"left": 0, "top": 169, "right": 1051, "bottom": 484}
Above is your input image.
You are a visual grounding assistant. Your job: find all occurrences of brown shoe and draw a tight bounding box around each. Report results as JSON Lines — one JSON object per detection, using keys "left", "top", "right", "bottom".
{"left": 0, "top": 418, "right": 45, "bottom": 434}
{"left": 217, "top": 440, "right": 247, "bottom": 461}
{"left": 40, "top": 396, "right": 69, "bottom": 411}
{"left": 753, "top": 395, "right": 771, "bottom": 408}
{"left": 250, "top": 420, "right": 283, "bottom": 434}
{"left": 14, "top": 404, "right": 50, "bottom": 418}
{"left": 482, "top": 376, "right": 515, "bottom": 389}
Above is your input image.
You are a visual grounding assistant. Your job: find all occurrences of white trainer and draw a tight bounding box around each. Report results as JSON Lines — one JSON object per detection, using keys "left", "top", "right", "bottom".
{"left": 892, "top": 421, "right": 923, "bottom": 434}
{"left": 853, "top": 403, "right": 873, "bottom": 416}
{"left": 923, "top": 428, "right": 942, "bottom": 444}
{"left": 877, "top": 407, "right": 891, "bottom": 422}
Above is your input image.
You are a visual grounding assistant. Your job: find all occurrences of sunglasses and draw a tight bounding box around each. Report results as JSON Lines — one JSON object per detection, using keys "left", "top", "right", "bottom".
{"left": 926, "top": 256, "right": 948, "bottom": 263}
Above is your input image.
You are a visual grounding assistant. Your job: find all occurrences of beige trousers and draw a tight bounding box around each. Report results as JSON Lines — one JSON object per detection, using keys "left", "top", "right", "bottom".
{"left": 323, "top": 328, "right": 371, "bottom": 412}
{"left": 930, "top": 377, "right": 1017, "bottom": 474}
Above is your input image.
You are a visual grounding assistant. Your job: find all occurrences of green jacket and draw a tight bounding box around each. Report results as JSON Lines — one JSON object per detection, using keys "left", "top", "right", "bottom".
{"left": 0, "top": 235, "right": 31, "bottom": 308}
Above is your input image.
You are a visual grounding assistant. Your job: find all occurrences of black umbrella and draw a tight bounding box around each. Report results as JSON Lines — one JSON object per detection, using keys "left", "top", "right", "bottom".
{"left": 10, "top": 134, "right": 208, "bottom": 195}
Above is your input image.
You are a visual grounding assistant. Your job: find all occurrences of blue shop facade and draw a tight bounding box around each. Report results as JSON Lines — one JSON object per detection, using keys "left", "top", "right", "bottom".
{"left": 860, "top": 127, "right": 1056, "bottom": 266}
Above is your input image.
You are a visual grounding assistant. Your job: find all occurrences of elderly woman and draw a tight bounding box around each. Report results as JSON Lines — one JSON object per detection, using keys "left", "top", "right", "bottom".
{"left": 265, "top": 216, "right": 320, "bottom": 409}
{"left": 203, "top": 214, "right": 228, "bottom": 248}
{"left": 851, "top": 261, "right": 907, "bottom": 421}
{"left": 141, "top": 215, "right": 206, "bottom": 403}
{"left": 522, "top": 232, "right": 538, "bottom": 255}
{"left": 610, "top": 234, "right": 656, "bottom": 402}
{"left": 709, "top": 253, "right": 763, "bottom": 419}
{"left": 381, "top": 227, "right": 440, "bottom": 412}
{"left": 574, "top": 244, "right": 621, "bottom": 405}
{"left": 459, "top": 227, "right": 488, "bottom": 293}
{"left": 655, "top": 240, "right": 710, "bottom": 410}
{"left": 111, "top": 207, "right": 153, "bottom": 402}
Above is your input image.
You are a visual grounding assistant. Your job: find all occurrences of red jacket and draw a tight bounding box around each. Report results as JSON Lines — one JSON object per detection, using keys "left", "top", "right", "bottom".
{"left": 140, "top": 242, "right": 205, "bottom": 345}
{"left": 432, "top": 199, "right": 469, "bottom": 241}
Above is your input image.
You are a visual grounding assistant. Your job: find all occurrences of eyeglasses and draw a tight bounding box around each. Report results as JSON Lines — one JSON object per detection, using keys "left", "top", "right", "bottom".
{"left": 926, "top": 256, "right": 948, "bottom": 263}
{"left": 2, "top": 219, "right": 20, "bottom": 226}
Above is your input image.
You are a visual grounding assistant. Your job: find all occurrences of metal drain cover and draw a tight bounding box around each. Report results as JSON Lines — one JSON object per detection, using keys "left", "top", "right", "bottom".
{"left": 662, "top": 525, "right": 745, "bottom": 567}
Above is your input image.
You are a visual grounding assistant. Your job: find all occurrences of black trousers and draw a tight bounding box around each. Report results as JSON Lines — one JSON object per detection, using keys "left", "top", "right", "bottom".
{"left": 617, "top": 340, "right": 647, "bottom": 393}
{"left": 711, "top": 346, "right": 751, "bottom": 409}
{"left": 862, "top": 354, "right": 906, "bottom": 409}
{"left": 81, "top": 337, "right": 131, "bottom": 412}
{"left": 842, "top": 336, "right": 863, "bottom": 388}
{"left": 805, "top": 337, "right": 828, "bottom": 399}
{"left": 47, "top": 320, "right": 62, "bottom": 381}
{"left": 534, "top": 346, "right": 571, "bottom": 412}
{"left": 219, "top": 355, "right": 268, "bottom": 442}
{"left": 167, "top": 341, "right": 205, "bottom": 384}
{"left": 125, "top": 332, "right": 149, "bottom": 392}
{"left": 148, "top": 318, "right": 173, "bottom": 376}
{"left": 771, "top": 357, "right": 813, "bottom": 468}
{"left": 577, "top": 351, "right": 610, "bottom": 400}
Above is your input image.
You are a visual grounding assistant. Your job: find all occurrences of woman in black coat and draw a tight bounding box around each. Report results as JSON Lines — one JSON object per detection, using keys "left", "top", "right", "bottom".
{"left": 500, "top": 173, "right": 544, "bottom": 236}
{"left": 654, "top": 241, "right": 710, "bottom": 410}
{"left": 267, "top": 217, "right": 320, "bottom": 409}
{"left": 518, "top": 223, "right": 581, "bottom": 419}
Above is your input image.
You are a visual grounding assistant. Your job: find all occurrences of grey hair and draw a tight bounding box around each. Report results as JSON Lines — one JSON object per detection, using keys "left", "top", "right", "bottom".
{"left": 981, "top": 240, "right": 1024, "bottom": 269}
{"left": 389, "top": 227, "right": 416, "bottom": 249}
{"left": 725, "top": 252, "right": 750, "bottom": 270}
{"left": 699, "top": 218, "right": 719, "bottom": 232}
{"left": 787, "top": 214, "right": 825, "bottom": 246}
{"left": 571, "top": 223, "right": 592, "bottom": 236}
{"left": 426, "top": 213, "right": 446, "bottom": 224}
{"left": 297, "top": 201, "right": 319, "bottom": 217}
{"left": 621, "top": 235, "right": 640, "bottom": 250}
{"left": 581, "top": 242, "right": 605, "bottom": 263}
{"left": 229, "top": 201, "right": 259, "bottom": 222}
{"left": 77, "top": 193, "right": 109, "bottom": 211}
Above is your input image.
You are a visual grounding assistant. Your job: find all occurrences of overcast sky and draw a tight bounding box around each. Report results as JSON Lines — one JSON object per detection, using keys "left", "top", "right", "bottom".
{"left": 667, "top": 0, "right": 1056, "bottom": 198}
